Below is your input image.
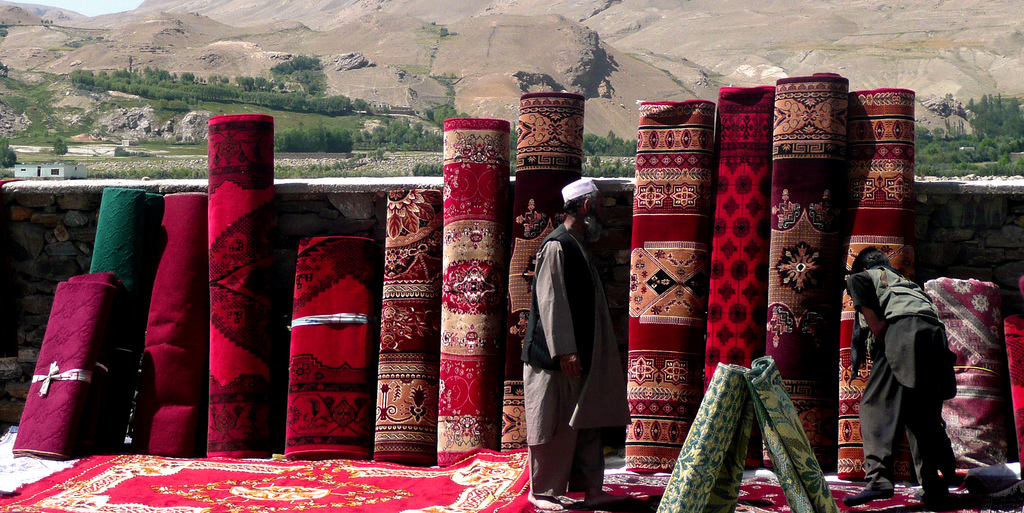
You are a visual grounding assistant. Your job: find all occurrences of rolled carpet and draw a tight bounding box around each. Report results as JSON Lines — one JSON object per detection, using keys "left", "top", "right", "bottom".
{"left": 704, "top": 86, "right": 775, "bottom": 467}
{"left": 374, "top": 189, "right": 444, "bottom": 465}
{"left": 837, "top": 89, "right": 917, "bottom": 480}
{"left": 626, "top": 100, "right": 716, "bottom": 472}
{"left": 924, "top": 278, "right": 1009, "bottom": 468}
{"left": 285, "top": 236, "right": 377, "bottom": 460}
{"left": 503, "top": 91, "right": 584, "bottom": 451}
{"left": 766, "top": 73, "right": 849, "bottom": 469}
{"left": 656, "top": 363, "right": 754, "bottom": 513}
{"left": 83, "top": 187, "right": 164, "bottom": 453}
{"left": 132, "top": 193, "right": 210, "bottom": 457}
{"left": 1005, "top": 315, "right": 1024, "bottom": 461}
{"left": 207, "top": 113, "right": 276, "bottom": 458}
{"left": 438, "top": 117, "right": 510, "bottom": 466}
{"left": 13, "top": 273, "right": 118, "bottom": 459}
{"left": 0, "top": 180, "right": 19, "bottom": 358}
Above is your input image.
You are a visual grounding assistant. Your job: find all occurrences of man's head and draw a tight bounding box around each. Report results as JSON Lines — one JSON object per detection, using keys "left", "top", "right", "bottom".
{"left": 562, "top": 178, "right": 604, "bottom": 240}
{"left": 851, "top": 246, "right": 891, "bottom": 274}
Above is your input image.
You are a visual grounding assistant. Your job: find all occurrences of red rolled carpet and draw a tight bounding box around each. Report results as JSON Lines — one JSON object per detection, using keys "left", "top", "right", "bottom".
{"left": 704, "top": 86, "right": 775, "bottom": 467}
{"left": 207, "top": 113, "right": 276, "bottom": 458}
{"left": 12, "top": 273, "right": 118, "bottom": 460}
{"left": 626, "top": 100, "right": 716, "bottom": 472}
{"left": 1005, "top": 314, "right": 1024, "bottom": 461}
{"left": 438, "top": 117, "right": 510, "bottom": 466}
{"left": 132, "top": 193, "right": 210, "bottom": 457}
{"left": 285, "top": 236, "right": 376, "bottom": 460}
{"left": 374, "top": 189, "right": 444, "bottom": 465}
{"left": 503, "top": 92, "right": 584, "bottom": 451}
{"left": 837, "top": 89, "right": 917, "bottom": 480}
{"left": 925, "top": 278, "right": 1009, "bottom": 468}
{"left": 766, "top": 73, "right": 849, "bottom": 470}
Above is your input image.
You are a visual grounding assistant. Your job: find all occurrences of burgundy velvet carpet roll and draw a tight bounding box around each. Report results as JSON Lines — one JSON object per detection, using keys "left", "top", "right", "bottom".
{"left": 13, "top": 273, "right": 118, "bottom": 460}
{"left": 837, "top": 89, "right": 917, "bottom": 480}
{"left": 132, "top": 193, "right": 210, "bottom": 457}
{"left": 1005, "top": 314, "right": 1024, "bottom": 462}
{"left": 503, "top": 91, "right": 584, "bottom": 451}
{"left": 626, "top": 100, "right": 716, "bottom": 472}
{"left": 438, "top": 117, "right": 510, "bottom": 466}
{"left": 925, "top": 278, "right": 1009, "bottom": 468}
{"left": 375, "top": 189, "right": 444, "bottom": 465}
{"left": 704, "top": 86, "right": 775, "bottom": 468}
{"left": 207, "top": 114, "right": 276, "bottom": 458}
{"left": 286, "top": 236, "right": 376, "bottom": 460}
{"left": 766, "top": 73, "right": 849, "bottom": 470}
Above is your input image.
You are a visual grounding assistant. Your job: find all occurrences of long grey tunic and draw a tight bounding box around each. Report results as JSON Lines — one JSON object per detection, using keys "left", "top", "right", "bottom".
{"left": 524, "top": 226, "right": 630, "bottom": 445}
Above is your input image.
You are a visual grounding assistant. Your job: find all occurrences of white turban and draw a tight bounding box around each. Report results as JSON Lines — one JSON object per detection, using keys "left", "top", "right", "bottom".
{"left": 561, "top": 177, "right": 598, "bottom": 203}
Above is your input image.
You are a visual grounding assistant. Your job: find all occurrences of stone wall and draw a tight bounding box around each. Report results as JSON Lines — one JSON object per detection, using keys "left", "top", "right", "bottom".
{"left": 1, "top": 177, "right": 1023, "bottom": 427}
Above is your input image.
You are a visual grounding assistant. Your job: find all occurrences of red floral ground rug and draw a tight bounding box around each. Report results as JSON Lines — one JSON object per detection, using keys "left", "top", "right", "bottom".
{"left": 766, "top": 73, "right": 849, "bottom": 469}
{"left": 837, "top": 89, "right": 917, "bottom": 481}
{"left": 925, "top": 278, "right": 1009, "bottom": 468}
{"left": 0, "top": 450, "right": 531, "bottom": 513}
{"left": 133, "top": 193, "right": 210, "bottom": 458}
{"left": 375, "top": 189, "right": 444, "bottom": 465}
{"left": 207, "top": 114, "right": 276, "bottom": 458}
{"left": 503, "top": 91, "right": 584, "bottom": 451}
{"left": 286, "top": 236, "right": 377, "bottom": 460}
{"left": 438, "top": 118, "right": 510, "bottom": 466}
{"left": 626, "top": 100, "right": 716, "bottom": 472}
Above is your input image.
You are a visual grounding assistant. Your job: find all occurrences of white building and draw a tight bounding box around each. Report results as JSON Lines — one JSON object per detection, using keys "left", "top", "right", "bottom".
{"left": 14, "top": 163, "right": 88, "bottom": 179}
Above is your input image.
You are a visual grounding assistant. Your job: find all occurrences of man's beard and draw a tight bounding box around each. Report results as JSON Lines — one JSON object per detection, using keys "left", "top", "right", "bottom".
{"left": 583, "top": 213, "right": 603, "bottom": 241}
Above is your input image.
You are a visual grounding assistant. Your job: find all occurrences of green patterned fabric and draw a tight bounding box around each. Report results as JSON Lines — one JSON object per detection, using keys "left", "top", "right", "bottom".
{"left": 658, "top": 357, "right": 838, "bottom": 513}
{"left": 746, "top": 357, "right": 838, "bottom": 513}
{"left": 657, "top": 364, "right": 754, "bottom": 513}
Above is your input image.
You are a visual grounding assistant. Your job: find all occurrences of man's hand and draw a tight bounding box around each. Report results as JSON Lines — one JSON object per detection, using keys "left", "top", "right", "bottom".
{"left": 559, "top": 353, "right": 582, "bottom": 378}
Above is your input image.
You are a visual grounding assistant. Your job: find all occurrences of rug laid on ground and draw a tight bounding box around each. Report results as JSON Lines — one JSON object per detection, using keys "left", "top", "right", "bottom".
{"left": 924, "top": 278, "right": 1009, "bottom": 468}
{"left": 86, "top": 187, "right": 163, "bottom": 453}
{"left": 1005, "top": 314, "right": 1024, "bottom": 462}
{"left": 766, "top": 73, "right": 849, "bottom": 470}
{"left": 705, "top": 86, "right": 775, "bottom": 468}
{"left": 375, "top": 189, "right": 444, "bottom": 466}
{"left": 12, "top": 274, "right": 118, "bottom": 460}
{"left": 132, "top": 193, "right": 210, "bottom": 458}
{"left": 626, "top": 100, "right": 717, "bottom": 473}
{"left": 837, "top": 88, "right": 917, "bottom": 481}
{"left": 503, "top": 91, "right": 585, "bottom": 451}
{"left": 438, "top": 117, "right": 510, "bottom": 466}
{"left": 0, "top": 450, "right": 531, "bottom": 513}
{"left": 657, "top": 357, "right": 837, "bottom": 513}
{"left": 286, "top": 236, "right": 377, "bottom": 461}
{"left": 207, "top": 113, "right": 276, "bottom": 458}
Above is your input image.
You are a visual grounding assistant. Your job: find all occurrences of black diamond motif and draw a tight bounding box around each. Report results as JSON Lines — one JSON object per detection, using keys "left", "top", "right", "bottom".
{"left": 646, "top": 269, "right": 678, "bottom": 295}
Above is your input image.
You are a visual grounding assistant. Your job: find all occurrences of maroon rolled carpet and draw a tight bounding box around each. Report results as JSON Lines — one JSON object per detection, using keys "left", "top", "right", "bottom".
{"left": 704, "top": 86, "right": 775, "bottom": 468}
{"left": 1006, "top": 314, "right": 1024, "bottom": 462}
{"left": 438, "top": 117, "right": 510, "bottom": 466}
{"left": 766, "top": 73, "right": 848, "bottom": 469}
{"left": 503, "top": 92, "right": 584, "bottom": 451}
{"left": 286, "top": 236, "right": 376, "bottom": 460}
{"left": 374, "top": 189, "right": 444, "bottom": 465}
{"left": 925, "top": 278, "right": 1009, "bottom": 468}
{"left": 837, "top": 89, "right": 917, "bottom": 480}
{"left": 626, "top": 100, "right": 716, "bottom": 472}
{"left": 13, "top": 273, "right": 118, "bottom": 460}
{"left": 132, "top": 193, "right": 210, "bottom": 457}
{"left": 207, "top": 114, "right": 276, "bottom": 458}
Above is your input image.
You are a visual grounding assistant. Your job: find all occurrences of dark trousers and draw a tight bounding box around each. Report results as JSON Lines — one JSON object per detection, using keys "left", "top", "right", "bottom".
{"left": 861, "top": 348, "right": 956, "bottom": 493}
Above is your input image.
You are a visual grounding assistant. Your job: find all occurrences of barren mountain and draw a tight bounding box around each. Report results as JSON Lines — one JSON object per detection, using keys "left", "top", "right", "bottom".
{"left": 0, "top": 0, "right": 1021, "bottom": 136}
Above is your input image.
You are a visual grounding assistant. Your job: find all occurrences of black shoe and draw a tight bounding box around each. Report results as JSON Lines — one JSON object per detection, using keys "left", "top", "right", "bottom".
{"left": 916, "top": 488, "right": 953, "bottom": 510}
{"left": 842, "top": 488, "right": 895, "bottom": 507}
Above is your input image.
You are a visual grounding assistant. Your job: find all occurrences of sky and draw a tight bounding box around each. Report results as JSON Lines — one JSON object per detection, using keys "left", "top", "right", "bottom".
{"left": 19, "top": 0, "right": 144, "bottom": 17}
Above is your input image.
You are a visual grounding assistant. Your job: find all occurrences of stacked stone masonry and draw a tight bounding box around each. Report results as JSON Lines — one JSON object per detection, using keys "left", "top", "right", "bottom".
{"left": 0, "top": 178, "right": 1022, "bottom": 427}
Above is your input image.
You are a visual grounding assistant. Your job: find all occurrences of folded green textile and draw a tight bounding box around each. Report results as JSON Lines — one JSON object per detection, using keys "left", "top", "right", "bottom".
{"left": 658, "top": 356, "right": 838, "bottom": 513}
{"left": 658, "top": 363, "right": 754, "bottom": 513}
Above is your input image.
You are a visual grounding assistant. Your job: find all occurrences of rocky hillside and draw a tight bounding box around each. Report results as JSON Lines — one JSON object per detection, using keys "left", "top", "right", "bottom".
{"left": 0, "top": 0, "right": 1020, "bottom": 136}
